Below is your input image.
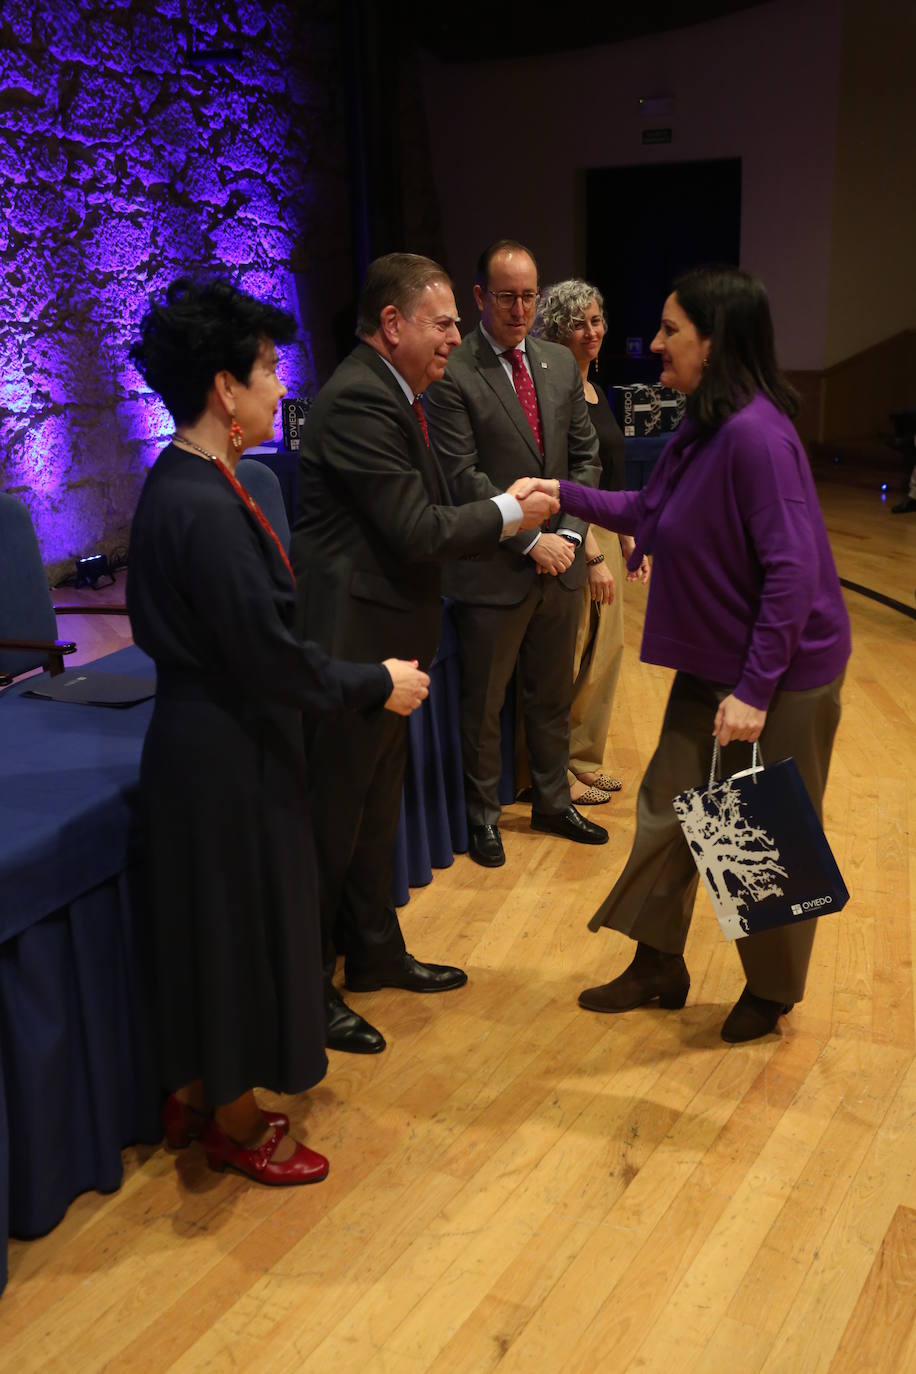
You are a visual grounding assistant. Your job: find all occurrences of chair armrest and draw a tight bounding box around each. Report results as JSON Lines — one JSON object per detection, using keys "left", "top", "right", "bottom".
{"left": 0, "top": 636, "right": 77, "bottom": 654}
{"left": 53, "top": 605, "right": 130, "bottom": 616}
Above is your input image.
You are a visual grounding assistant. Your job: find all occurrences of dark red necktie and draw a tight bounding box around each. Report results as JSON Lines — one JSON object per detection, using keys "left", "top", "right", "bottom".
{"left": 504, "top": 348, "right": 544, "bottom": 454}
{"left": 412, "top": 397, "right": 430, "bottom": 447}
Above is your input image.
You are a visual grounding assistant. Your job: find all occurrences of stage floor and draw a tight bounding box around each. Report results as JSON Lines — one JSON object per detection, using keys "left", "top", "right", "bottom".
{"left": 4, "top": 463, "right": 914, "bottom": 1374}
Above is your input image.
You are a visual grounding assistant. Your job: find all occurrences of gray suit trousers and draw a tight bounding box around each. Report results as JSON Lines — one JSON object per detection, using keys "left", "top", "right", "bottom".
{"left": 589, "top": 670, "right": 844, "bottom": 1003}
{"left": 455, "top": 577, "right": 580, "bottom": 825}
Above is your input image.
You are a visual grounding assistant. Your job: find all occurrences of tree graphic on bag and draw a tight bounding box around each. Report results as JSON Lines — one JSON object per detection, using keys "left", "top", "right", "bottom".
{"left": 674, "top": 779, "right": 788, "bottom": 921}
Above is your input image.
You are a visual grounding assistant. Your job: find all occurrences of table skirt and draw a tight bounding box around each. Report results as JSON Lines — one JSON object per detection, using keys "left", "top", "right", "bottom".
{"left": 0, "top": 869, "right": 161, "bottom": 1291}
{"left": 392, "top": 640, "right": 468, "bottom": 905}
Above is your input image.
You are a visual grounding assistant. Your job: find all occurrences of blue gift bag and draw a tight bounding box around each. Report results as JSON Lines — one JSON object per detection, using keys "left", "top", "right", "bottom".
{"left": 672, "top": 743, "right": 849, "bottom": 940}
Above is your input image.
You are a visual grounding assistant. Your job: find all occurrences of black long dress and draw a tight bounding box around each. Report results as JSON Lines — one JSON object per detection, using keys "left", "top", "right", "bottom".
{"left": 128, "top": 444, "right": 390, "bottom": 1105}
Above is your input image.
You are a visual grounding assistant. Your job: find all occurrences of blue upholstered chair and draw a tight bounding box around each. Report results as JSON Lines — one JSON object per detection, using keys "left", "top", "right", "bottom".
{"left": 0, "top": 493, "right": 126, "bottom": 687}
{"left": 236, "top": 458, "right": 291, "bottom": 551}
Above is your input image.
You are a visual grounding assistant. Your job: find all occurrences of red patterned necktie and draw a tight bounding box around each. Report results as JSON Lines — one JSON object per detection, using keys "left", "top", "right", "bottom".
{"left": 412, "top": 397, "right": 430, "bottom": 447}
{"left": 503, "top": 348, "right": 544, "bottom": 454}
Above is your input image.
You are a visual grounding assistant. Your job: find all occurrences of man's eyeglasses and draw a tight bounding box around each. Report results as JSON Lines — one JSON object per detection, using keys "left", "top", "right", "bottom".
{"left": 486, "top": 290, "right": 540, "bottom": 310}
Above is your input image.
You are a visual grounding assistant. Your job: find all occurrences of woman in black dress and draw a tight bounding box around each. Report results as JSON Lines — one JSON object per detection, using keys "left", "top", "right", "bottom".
{"left": 128, "top": 278, "right": 429, "bottom": 1185}
{"left": 531, "top": 281, "right": 650, "bottom": 804}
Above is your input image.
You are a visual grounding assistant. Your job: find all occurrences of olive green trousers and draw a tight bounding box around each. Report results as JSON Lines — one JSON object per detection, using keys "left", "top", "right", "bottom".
{"left": 589, "top": 670, "right": 844, "bottom": 1003}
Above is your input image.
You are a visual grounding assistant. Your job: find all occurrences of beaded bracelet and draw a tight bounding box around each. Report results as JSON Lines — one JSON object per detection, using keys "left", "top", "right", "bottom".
{"left": 586, "top": 553, "right": 605, "bottom": 566}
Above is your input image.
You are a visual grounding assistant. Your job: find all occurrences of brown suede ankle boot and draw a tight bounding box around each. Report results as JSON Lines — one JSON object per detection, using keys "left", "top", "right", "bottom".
{"left": 720, "top": 986, "right": 793, "bottom": 1043}
{"left": 578, "top": 941, "right": 690, "bottom": 1013}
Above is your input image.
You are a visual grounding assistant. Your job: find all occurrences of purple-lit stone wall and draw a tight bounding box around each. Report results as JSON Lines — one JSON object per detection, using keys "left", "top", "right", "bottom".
{"left": 0, "top": 0, "right": 349, "bottom": 578}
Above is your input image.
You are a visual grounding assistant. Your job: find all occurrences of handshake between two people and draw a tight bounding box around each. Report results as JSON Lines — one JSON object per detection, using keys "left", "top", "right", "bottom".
{"left": 507, "top": 476, "right": 575, "bottom": 576}
{"left": 506, "top": 476, "right": 559, "bottom": 530}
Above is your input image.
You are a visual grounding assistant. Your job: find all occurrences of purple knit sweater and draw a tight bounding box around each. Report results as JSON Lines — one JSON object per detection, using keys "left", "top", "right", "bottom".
{"left": 559, "top": 393, "right": 851, "bottom": 709}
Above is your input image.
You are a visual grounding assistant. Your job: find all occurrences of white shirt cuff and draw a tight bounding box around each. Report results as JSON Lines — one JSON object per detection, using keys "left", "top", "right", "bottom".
{"left": 491, "top": 492, "right": 523, "bottom": 540}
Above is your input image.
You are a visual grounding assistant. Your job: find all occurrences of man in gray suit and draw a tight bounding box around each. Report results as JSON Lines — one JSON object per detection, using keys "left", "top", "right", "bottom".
{"left": 424, "top": 240, "right": 608, "bottom": 868}
{"left": 292, "top": 252, "right": 558, "bottom": 1053}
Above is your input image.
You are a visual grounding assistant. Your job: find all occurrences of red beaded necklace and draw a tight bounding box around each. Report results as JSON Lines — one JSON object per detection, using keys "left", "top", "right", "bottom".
{"left": 173, "top": 436, "right": 294, "bottom": 582}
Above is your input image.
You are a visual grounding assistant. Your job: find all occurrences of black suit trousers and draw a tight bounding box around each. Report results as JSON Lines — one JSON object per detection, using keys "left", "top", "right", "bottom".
{"left": 306, "top": 706, "right": 408, "bottom": 978}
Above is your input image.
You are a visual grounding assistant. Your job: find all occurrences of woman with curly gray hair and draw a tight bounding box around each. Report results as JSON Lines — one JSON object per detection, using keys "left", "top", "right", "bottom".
{"left": 529, "top": 279, "right": 649, "bottom": 805}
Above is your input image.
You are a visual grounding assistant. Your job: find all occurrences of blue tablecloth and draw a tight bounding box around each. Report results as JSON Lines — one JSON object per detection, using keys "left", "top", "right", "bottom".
{"left": 392, "top": 602, "right": 467, "bottom": 902}
{"left": 624, "top": 435, "right": 668, "bottom": 490}
{"left": 0, "top": 653, "right": 154, "bottom": 946}
{"left": 0, "top": 648, "right": 162, "bottom": 1295}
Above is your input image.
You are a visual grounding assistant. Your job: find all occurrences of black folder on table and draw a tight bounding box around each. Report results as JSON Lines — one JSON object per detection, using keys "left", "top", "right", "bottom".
{"left": 22, "top": 669, "right": 156, "bottom": 707}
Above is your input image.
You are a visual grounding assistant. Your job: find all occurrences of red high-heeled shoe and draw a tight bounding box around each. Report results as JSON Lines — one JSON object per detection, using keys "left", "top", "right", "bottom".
{"left": 201, "top": 1120, "right": 329, "bottom": 1186}
{"left": 162, "top": 1094, "right": 289, "bottom": 1149}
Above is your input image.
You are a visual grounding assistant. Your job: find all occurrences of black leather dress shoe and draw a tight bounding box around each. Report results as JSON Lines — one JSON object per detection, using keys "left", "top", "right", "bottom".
{"left": 468, "top": 823, "right": 505, "bottom": 867}
{"left": 345, "top": 952, "right": 468, "bottom": 994}
{"left": 531, "top": 805, "right": 608, "bottom": 845}
{"left": 326, "top": 989, "right": 386, "bottom": 1053}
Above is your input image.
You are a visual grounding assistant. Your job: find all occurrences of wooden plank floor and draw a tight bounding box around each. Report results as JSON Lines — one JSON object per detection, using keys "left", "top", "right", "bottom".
{"left": 4, "top": 476, "right": 914, "bottom": 1372}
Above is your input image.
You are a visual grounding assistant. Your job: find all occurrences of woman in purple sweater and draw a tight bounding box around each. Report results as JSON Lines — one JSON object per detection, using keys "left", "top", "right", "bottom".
{"left": 521, "top": 266, "right": 851, "bottom": 1042}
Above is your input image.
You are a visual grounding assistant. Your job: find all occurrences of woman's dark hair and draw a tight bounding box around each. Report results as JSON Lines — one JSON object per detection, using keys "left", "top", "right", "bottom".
{"left": 129, "top": 276, "right": 297, "bottom": 425}
{"left": 673, "top": 265, "right": 799, "bottom": 432}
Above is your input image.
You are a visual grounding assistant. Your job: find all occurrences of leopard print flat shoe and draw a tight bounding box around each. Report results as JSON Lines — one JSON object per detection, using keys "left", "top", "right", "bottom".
{"left": 591, "top": 772, "right": 622, "bottom": 792}
{"left": 573, "top": 785, "right": 612, "bottom": 805}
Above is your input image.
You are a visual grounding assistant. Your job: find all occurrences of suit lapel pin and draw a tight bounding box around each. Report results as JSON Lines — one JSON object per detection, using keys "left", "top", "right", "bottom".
{"left": 540, "top": 361, "right": 548, "bottom": 368}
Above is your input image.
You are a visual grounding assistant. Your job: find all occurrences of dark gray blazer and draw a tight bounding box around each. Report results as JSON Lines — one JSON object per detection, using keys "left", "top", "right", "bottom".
{"left": 290, "top": 342, "right": 503, "bottom": 669}
{"left": 424, "top": 327, "right": 601, "bottom": 606}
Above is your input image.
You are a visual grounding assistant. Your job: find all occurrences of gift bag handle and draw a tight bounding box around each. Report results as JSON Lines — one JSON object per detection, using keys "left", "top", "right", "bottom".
{"left": 709, "top": 738, "right": 763, "bottom": 787}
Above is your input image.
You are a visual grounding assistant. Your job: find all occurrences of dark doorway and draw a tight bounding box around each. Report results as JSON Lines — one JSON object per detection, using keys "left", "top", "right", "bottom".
{"left": 586, "top": 158, "right": 742, "bottom": 387}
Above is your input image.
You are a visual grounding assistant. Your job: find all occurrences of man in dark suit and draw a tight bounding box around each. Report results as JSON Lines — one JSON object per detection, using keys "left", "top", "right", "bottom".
{"left": 291, "top": 252, "right": 558, "bottom": 1054}
{"left": 424, "top": 240, "right": 608, "bottom": 868}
